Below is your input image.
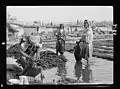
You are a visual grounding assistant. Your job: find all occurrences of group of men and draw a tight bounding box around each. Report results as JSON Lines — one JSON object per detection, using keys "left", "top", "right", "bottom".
{"left": 7, "top": 19, "right": 94, "bottom": 84}
{"left": 17, "top": 19, "right": 93, "bottom": 63}
{"left": 56, "top": 19, "right": 93, "bottom": 61}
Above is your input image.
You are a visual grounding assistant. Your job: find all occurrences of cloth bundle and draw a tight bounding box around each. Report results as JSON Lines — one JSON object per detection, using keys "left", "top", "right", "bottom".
{"left": 8, "top": 76, "right": 29, "bottom": 85}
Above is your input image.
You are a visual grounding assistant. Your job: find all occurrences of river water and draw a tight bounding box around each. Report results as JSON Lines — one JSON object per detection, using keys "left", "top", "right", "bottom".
{"left": 6, "top": 46, "right": 113, "bottom": 85}
{"left": 41, "top": 48, "right": 113, "bottom": 84}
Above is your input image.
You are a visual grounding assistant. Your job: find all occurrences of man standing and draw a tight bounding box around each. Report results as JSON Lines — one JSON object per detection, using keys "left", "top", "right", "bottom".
{"left": 29, "top": 27, "right": 42, "bottom": 60}
{"left": 35, "top": 27, "right": 43, "bottom": 60}
{"left": 56, "top": 24, "right": 66, "bottom": 40}
{"left": 80, "top": 20, "right": 93, "bottom": 62}
{"left": 56, "top": 24, "right": 66, "bottom": 55}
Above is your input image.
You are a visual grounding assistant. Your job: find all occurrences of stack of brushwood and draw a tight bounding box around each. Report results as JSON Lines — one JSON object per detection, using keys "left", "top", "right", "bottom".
{"left": 7, "top": 44, "right": 67, "bottom": 70}
{"left": 7, "top": 43, "right": 22, "bottom": 58}
{"left": 56, "top": 78, "right": 79, "bottom": 84}
{"left": 35, "top": 50, "right": 67, "bottom": 70}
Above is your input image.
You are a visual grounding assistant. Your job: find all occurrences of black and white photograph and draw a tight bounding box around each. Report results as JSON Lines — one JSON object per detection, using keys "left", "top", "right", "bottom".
{"left": 6, "top": 6, "right": 113, "bottom": 85}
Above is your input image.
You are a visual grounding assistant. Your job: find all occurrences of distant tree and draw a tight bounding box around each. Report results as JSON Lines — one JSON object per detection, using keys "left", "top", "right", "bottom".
{"left": 50, "top": 22, "right": 53, "bottom": 26}
{"left": 79, "top": 20, "right": 83, "bottom": 26}
{"left": 40, "top": 31, "right": 45, "bottom": 34}
{"left": 33, "top": 21, "right": 38, "bottom": 24}
{"left": 91, "top": 20, "right": 95, "bottom": 24}
{"left": 92, "top": 20, "right": 113, "bottom": 27}
{"left": 38, "top": 20, "right": 42, "bottom": 26}
{"left": 36, "top": 27, "right": 39, "bottom": 32}
{"left": 74, "top": 28, "right": 78, "bottom": 32}
{"left": 77, "top": 19, "right": 79, "bottom": 25}
{"left": 42, "top": 22, "right": 44, "bottom": 26}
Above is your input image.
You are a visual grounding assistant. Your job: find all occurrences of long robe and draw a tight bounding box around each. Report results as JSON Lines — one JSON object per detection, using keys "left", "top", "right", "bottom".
{"left": 81, "top": 27, "right": 93, "bottom": 58}
{"left": 56, "top": 29, "right": 66, "bottom": 54}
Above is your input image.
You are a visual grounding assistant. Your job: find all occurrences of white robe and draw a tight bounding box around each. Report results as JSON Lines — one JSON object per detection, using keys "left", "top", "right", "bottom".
{"left": 85, "top": 27, "right": 93, "bottom": 58}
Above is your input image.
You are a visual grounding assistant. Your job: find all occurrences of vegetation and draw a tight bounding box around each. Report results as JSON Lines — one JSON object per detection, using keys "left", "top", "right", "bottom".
{"left": 91, "top": 21, "right": 113, "bottom": 27}
{"left": 7, "top": 44, "right": 67, "bottom": 71}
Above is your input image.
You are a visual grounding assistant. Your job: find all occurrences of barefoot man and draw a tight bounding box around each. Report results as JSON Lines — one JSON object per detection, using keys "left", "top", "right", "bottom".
{"left": 35, "top": 27, "right": 43, "bottom": 60}
{"left": 80, "top": 19, "right": 93, "bottom": 63}
{"left": 55, "top": 24, "right": 66, "bottom": 55}
{"left": 74, "top": 19, "right": 93, "bottom": 83}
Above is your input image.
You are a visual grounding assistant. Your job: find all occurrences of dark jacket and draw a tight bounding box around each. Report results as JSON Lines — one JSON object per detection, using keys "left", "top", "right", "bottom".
{"left": 56, "top": 29, "right": 66, "bottom": 41}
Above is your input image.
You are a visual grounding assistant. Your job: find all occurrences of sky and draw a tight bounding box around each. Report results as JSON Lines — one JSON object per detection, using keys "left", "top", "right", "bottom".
{"left": 7, "top": 6, "right": 113, "bottom": 23}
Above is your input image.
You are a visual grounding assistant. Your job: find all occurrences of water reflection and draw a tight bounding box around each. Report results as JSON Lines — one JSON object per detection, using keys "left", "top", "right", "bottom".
{"left": 74, "top": 60, "right": 93, "bottom": 83}
{"left": 56, "top": 61, "right": 67, "bottom": 80}
{"left": 74, "top": 61, "right": 82, "bottom": 81}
